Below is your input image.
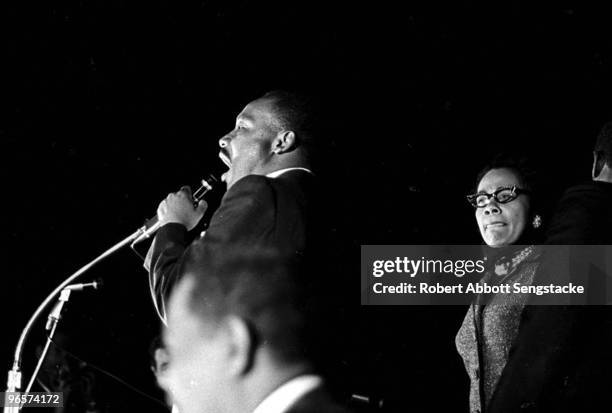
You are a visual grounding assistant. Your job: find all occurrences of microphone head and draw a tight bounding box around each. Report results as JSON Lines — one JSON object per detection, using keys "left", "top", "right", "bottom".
{"left": 93, "top": 279, "right": 104, "bottom": 290}
{"left": 201, "top": 174, "right": 219, "bottom": 190}
{"left": 206, "top": 174, "right": 219, "bottom": 185}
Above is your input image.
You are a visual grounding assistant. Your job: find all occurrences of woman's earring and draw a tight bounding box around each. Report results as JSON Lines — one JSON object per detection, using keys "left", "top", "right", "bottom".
{"left": 532, "top": 214, "right": 542, "bottom": 229}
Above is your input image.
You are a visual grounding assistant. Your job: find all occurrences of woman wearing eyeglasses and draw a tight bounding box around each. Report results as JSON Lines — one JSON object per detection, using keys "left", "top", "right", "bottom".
{"left": 455, "top": 154, "right": 544, "bottom": 413}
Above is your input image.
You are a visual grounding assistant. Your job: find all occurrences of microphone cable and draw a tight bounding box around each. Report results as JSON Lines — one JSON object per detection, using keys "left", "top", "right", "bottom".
{"left": 38, "top": 333, "right": 168, "bottom": 409}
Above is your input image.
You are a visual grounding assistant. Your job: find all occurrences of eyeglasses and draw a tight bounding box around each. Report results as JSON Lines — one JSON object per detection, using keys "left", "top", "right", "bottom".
{"left": 466, "top": 185, "right": 529, "bottom": 208}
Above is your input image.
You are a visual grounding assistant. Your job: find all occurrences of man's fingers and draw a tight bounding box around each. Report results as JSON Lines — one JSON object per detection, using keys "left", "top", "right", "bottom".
{"left": 196, "top": 200, "right": 208, "bottom": 213}
{"left": 179, "top": 185, "right": 192, "bottom": 197}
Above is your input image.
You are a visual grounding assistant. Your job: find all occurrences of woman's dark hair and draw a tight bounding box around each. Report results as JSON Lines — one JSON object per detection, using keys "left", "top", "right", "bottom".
{"left": 474, "top": 153, "right": 543, "bottom": 245}
{"left": 474, "top": 153, "right": 538, "bottom": 193}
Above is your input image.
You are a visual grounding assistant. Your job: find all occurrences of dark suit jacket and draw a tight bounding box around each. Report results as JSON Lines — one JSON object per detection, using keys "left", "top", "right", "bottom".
{"left": 144, "top": 170, "right": 316, "bottom": 321}
{"left": 545, "top": 181, "right": 612, "bottom": 245}
{"left": 286, "top": 386, "right": 353, "bottom": 413}
{"left": 487, "top": 181, "right": 612, "bottom": 413}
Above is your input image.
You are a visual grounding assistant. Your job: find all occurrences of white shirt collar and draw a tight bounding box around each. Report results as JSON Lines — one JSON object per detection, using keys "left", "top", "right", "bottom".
{"left": 266, "top": 167, "right": 313, "bottom": 179}
{"left": 252, "top": 374, "right": 322, "bottom": 413}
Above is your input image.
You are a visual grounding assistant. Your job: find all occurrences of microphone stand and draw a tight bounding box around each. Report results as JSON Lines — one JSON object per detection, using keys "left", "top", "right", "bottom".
{"left": 3, "top": 227, "right": 146, "bottom": 413}
{"left": 26, "top": 281, "right": 100, "bottom": 395}
{"left": 4, "top": 174, "right": 218, "bottom": 413}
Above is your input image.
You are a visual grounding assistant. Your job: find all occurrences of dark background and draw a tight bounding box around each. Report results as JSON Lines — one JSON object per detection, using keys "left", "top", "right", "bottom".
{"left": 2, "top": 1, "right": 611, "bottom": 412}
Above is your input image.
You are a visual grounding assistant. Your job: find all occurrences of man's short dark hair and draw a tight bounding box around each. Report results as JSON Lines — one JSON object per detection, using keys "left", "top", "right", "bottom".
{"left": 180, "top": 246, "right": 322, "bottom": 366}
{"left": 262, "top": 90, "right": 319, "bottom": 152}
{"left": 595, "top": 121, "right": 612, "bottom": 168}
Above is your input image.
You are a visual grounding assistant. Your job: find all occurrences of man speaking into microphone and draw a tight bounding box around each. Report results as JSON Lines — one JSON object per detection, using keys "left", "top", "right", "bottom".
{"left": 144, "top": 90, "right": 322, "bottom": 323}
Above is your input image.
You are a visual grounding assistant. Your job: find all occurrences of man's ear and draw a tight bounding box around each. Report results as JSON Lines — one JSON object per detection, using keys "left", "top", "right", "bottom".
{"left": 272, "top": 130, "right": 297, "bottom": 154}
{"left": 224, "top": 316, "right": 255, "bottom": 376}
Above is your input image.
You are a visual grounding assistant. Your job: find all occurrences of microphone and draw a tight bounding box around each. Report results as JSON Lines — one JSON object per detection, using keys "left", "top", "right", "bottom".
{"left": 132, "top": 174, "right": 218, "bottom": 246}
{"left": 45, "top": 280, "right": 103, "bottom": 330}
{"left": 64, "top": 279, "right": 102, "bottom": 291}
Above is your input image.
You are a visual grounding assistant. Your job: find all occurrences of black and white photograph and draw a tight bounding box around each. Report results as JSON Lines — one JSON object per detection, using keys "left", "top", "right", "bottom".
{"left": 2, "top": 1, "right": 612, "bottom": 412}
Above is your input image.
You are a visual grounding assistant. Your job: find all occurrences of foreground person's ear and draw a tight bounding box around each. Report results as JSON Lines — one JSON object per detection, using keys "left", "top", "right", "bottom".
{"left": 224, "top": 316, "right": 254, "bottom": 376}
